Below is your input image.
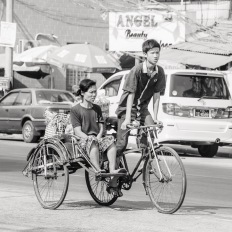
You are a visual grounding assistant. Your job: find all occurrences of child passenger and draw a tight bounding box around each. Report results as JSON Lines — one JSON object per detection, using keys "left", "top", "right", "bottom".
{"left": 70, "top": 79, "right": 125, "bottom": 194}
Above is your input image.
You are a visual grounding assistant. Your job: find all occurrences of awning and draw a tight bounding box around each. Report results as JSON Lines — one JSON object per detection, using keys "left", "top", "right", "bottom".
{"left": 0, "top": 53, "right": 50, "bottom": 73}
{"left": 13, "top": 63, "right": 41, "bottom": 72}
{"left": 171, "top": 40, "right": 232, "bottom": 56}
{"left": 160, "top": 48, "right": 232, "bottom": 69}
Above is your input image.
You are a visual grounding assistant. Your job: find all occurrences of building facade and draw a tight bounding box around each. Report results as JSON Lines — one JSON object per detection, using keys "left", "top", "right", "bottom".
{"left": 0, "top": 0, "right": 231, "bottom": 90}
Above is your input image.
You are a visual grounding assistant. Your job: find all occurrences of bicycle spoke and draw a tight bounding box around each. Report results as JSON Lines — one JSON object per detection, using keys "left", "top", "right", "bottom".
{"left": 32, "top": 143, "right": 69, "bottom": 209}
{"left": 85, "top": 170, "right": 118, "bottom": 206}
{"left": 144, "top": 146, "right": 187, "bottom": 214}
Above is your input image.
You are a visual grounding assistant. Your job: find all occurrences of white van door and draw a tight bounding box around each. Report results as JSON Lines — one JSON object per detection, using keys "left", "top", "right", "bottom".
{"left": 98, "top": 73, "right": 126, "bottom": 117}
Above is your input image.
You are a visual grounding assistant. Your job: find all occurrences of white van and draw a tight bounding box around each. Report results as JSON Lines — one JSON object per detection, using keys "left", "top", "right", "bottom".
{"left": 98, "top": 69, "right": 232, "bottom": 157}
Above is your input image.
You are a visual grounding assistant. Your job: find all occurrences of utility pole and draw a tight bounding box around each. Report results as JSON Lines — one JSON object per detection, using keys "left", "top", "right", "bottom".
{"left": 5, "top": 0, "right": 13, "bottom": 90}
{"left": 229, "top": 0, "right": 232, "bottom": 19}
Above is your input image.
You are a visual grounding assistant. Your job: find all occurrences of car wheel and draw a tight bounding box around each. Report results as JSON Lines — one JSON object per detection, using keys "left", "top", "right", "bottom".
{"left": 22, "top": 121, "right": 39, "bottom": 143}
{"left": 198, "top": 144, "right": 218, "bottom": 158}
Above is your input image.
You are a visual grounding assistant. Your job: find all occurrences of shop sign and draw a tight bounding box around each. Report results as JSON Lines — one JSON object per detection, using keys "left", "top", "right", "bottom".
{"left": 0, "top": 21, "right": 17, "bottom": 47}
{"left": 109, "top": 11, "right": 185, "bottom": 51}
{"left": 0, "top": 77, "right": 9, "bottom": 89}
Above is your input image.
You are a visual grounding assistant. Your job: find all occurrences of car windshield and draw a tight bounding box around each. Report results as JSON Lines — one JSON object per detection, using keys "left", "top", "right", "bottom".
{"left": 36, "top": 90, "right": 75, "bottom": 104}
{"left": 169, "top": 74, "right": 230, "bottom": 99}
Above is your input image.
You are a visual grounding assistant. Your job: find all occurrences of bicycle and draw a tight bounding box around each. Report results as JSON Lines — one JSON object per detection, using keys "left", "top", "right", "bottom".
{"left": 23, "top": 114, "right": 187, "bottom": 214}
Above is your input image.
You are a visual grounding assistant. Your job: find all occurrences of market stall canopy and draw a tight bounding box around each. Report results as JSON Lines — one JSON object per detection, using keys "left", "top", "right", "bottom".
{"left": 0, "top": 52, "right": 50, "bottom": 72}
{"left": 160, "top": 48, "right": 232, "bottom": 69}
{"left": 13, "top": 45, "right": 58, "bottom": 73}
{"left": 14, "top": 45, "right": 59, "bottom": 65}
{"left": 1, "top": 45, "right": 58, "bottom": 72}
{"left": 13, "top": 63, "right": 51, "bottom": 73}
{"left": 47, "top": 43, "right": 122, "bottom": 73}
{"left": 171, "top": 40, "right": 232, "bottom": 56}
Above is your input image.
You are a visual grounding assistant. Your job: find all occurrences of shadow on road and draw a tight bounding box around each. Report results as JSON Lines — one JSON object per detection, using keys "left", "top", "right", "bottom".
{"left": 62, "top": 201, "right": 232, "bottom": 215}
{"left": 177, "top": 205, "right": 232, "bottom": 216}
{"left": 62, "top": 200, "right": 154, "bottom": 211}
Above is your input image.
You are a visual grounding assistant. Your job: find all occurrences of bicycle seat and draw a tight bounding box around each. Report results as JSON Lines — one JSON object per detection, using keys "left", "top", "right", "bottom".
{"left": 106, "top": 117, "right": 118, "bottom": 131}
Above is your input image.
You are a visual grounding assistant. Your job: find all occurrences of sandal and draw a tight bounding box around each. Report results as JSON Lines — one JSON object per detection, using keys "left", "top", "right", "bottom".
{"left": 108, "top": 168, "right": 127, "bottom": 186}
{"left": 106, "top": 186, "right": 123, "bottom": 197}
{"left": 95, "top": 169, "right": 107, "bottom": 181}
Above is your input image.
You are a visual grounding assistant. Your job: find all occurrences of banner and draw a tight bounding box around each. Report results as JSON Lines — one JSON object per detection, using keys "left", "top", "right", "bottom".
{"left": 0, "top": 21, "right": 17, "bottom": 47}
{"left": 0, "top": 77, "right": 10, "bottom": 95}
{"left": 109, "top": 11, "right": 185, "bottom": 52}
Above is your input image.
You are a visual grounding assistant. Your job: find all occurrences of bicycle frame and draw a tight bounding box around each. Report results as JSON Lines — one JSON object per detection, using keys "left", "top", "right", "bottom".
{"left": 67, "top": 135, "right": 126, "bottom": 179}
{"left": 25, "top": 118, "right": 187, "bottom": 213}
{"left": 146, "top": 127, "right": 172, "bottom": 181}
{"left": 120, "top": 124, "right": 173, "bottom": 190}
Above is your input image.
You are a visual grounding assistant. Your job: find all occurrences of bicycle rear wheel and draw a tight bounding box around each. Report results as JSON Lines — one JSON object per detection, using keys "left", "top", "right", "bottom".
{"left": 144, "top": 146, "right": 187, "bottom": 214}
{"left": 85, "top": 168, "right": 118, "bottom": 206}
{"left": 32, "top": 142, "right": 69, "bottom": 209}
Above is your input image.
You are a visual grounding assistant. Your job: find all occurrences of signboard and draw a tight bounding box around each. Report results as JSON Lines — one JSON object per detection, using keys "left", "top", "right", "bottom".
{"left": 0, "top": 21, "right": 17, "bottom": 47}
{"left": 0, "top": 77, "right": 9, "bottom": 92}
{"left": 109, "top": 11, "right": 185, "bottom": 52}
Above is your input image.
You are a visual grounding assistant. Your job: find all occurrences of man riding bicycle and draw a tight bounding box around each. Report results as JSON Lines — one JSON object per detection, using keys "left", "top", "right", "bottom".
{"left": 116, "top": 39, "right": 166, "bottom": 162}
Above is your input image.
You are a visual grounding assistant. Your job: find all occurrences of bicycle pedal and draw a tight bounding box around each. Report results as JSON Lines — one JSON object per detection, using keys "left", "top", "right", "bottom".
{"left": 95, "top": 174, "right": 103, "bottom": 181}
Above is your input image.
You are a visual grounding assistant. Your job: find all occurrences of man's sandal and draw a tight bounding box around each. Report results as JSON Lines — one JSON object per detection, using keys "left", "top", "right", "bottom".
{"left": 106, "top": 186, "right": 123, "bottom": 197}
{"left": 95, "top": 169, "right": 106, "bottom": 180}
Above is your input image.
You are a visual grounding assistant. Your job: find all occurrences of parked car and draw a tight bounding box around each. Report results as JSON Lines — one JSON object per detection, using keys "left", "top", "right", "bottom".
{"left": 98, "top": 69, "right": 232, "bottom": 157}
{"left": 0, "top": 88, "right": 75, "bottom": 143}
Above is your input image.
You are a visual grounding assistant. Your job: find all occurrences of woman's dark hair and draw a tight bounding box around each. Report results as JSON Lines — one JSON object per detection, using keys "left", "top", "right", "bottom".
{"left": 142, "top": 39, "right": 161, "bottom": 54}
{"left": 76, "top": 79, "right": 96, "bottom": 96}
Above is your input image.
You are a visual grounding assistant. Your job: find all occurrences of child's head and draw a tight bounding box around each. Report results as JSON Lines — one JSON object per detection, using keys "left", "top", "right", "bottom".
{"left": 142, "top": 39, "right": 161, "bottom": 54}
{"left": 142, "top": 39, "right": 161, "bottom": 66}
{"left": 76, "top": 79, "right": 97, "bottom": 103}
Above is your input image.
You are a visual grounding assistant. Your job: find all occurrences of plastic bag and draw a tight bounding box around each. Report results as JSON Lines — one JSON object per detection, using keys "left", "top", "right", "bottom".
{"left": 94, "top": 93, "right": 110, "bottom": 120}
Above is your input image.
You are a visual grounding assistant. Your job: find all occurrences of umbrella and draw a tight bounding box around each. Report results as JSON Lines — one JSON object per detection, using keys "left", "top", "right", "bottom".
{"left": 0, "top": 52, "right": 44, "bottom": 72}
{"left": 47, "top": 43, "right": 121, "bottom": 73}
{"left": 14, "top": 45, "right": 59, "bottom": 65}
{"left": 12, "top": 45, "right": 59, "bottom": 73}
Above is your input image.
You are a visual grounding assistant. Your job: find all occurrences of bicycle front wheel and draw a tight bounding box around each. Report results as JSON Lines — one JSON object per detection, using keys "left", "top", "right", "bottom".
{"left": 144, "top": 146, "right": 187, "bottom": 214}
{"left": 32, "top": 142, "right": 69, "bottom": 209}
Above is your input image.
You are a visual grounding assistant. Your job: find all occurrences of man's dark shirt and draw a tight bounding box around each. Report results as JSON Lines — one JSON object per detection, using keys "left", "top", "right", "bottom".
{"left": 115, "top": 62, "right": 166, "bottom": 121}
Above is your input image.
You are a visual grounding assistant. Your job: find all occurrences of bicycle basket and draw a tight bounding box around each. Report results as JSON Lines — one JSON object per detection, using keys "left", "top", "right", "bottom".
{"left": 44, "top": 109, "right": 70, "bottom": 139}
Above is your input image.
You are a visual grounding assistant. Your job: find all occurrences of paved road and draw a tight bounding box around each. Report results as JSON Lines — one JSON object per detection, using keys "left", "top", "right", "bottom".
{"left": 0, "top": 136, "right": 232, "bottom": 232}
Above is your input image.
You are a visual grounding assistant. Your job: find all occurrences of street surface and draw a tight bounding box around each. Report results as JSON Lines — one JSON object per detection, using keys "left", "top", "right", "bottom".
{"left": 0, "top": 134, "right": 232, "bottom": 232}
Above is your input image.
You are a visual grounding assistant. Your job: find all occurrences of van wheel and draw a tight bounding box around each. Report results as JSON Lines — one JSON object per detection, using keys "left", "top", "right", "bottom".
{"left": 22, "top": 121, "right": 40, "bottom": 143}
{"left": 198, "top": 145, "right": 218, "bottom": 158}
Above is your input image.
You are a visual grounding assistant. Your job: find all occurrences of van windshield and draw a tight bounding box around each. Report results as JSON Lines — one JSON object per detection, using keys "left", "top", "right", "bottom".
{"left": 169, "top": 74, "right": 230, "bottom": 99}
